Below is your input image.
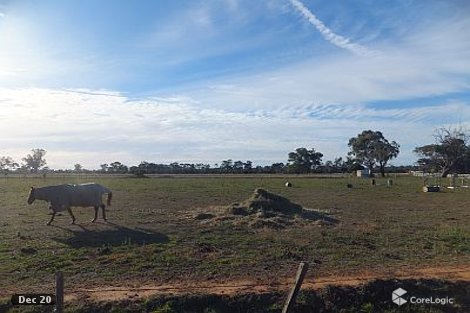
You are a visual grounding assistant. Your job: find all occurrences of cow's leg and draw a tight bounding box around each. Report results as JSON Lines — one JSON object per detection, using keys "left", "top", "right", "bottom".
{"left": 101, "top": 204, "right": 107, "bottom": 222}
{"left": 92, "top": 206, "right": 98, "bottom": 223}
{"left": 67, "top": 208, "right": 76, "bottom": 224}
{"left": 47, "top": 212, "right": 56, "bottom": 226}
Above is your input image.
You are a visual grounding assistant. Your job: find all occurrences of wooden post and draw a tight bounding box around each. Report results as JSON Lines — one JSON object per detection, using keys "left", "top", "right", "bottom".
{"left": 282, "top": 262, "right": 309, "bottom": 313}
{"left": 56, "top": 271, "right": 64, "bottom": 313}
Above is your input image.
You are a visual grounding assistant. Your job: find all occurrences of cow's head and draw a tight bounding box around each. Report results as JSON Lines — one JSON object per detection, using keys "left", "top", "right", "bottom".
{"left": 27, "top": 187, "right": 36, "bottom": 204}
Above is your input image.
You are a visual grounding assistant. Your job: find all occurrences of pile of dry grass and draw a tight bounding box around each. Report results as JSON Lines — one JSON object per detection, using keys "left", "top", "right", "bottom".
{"left": 227, "top": 188, "right": 302, "bottom": 216}
{"left": 194, "top": 188, "right": 338, "bottom": 230}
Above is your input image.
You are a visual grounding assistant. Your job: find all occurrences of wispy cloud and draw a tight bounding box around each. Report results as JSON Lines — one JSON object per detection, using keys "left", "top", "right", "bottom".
{"left": 0, "top": 12, "right": 5, "bottom": 18}
{"left": 289, "top": 0, "right": 378, "bottom": 56}
{"left": 190, "top": 13, "right": 470, "bottom": 113}
{"left": 0, "top": 88, "right": 468, "bottom": 168}
{"left": 0, "top": 1, "right": 468, "bottom": 169}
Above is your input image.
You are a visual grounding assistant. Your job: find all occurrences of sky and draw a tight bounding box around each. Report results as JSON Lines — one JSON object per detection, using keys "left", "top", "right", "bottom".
{"left": 0, "top": 0, "right": 469, "bottom": 169}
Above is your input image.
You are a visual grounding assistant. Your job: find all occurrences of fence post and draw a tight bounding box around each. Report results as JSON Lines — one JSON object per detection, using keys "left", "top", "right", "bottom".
{"left": 282, "top": 262, "right": 309, "bottom": 313}
{"left": 56, "top": 271, "right": 64, "bottom": 313}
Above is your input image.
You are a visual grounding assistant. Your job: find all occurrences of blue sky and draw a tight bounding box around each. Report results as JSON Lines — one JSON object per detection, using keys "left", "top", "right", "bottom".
{"left": 0, "top": 0, "right": 469, "bottom": 169}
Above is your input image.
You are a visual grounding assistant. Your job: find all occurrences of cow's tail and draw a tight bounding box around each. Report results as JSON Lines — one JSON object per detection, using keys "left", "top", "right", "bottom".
{"left": 107, "top": 192, "right": 112, "bottom": 206}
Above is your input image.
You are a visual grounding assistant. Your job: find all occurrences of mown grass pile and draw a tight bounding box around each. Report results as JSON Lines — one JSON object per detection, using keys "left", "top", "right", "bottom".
{"left": 228, "top": 188, "right": 303, "bottom": 216}
{"left": 196, "top": 188, "right": 338, "bottom": 229}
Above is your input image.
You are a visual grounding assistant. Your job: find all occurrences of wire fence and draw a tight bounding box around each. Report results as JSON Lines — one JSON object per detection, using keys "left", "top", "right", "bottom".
{"left": 46, "top": 263, "right": 309, "bottom": 313}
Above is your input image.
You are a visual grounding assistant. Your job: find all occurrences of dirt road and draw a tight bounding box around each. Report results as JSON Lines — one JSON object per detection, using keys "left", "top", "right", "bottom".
{"left": 61, "top": 264, "right": 470, "bottom": 302}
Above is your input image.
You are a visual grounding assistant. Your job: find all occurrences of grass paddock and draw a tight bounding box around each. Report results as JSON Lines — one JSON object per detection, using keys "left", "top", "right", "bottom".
{"left": 0, "top": 174, "right": 469, "bottom": 311}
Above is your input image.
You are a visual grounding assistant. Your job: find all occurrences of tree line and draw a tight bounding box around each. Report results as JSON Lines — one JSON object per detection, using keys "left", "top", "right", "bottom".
{"left": 1, "top": 128, "right": 469, "bottom": 177}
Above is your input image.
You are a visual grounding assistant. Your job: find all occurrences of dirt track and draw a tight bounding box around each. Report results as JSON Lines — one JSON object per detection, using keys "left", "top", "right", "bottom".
{"left": 62, "top": 264, "right": 470, "bottom": 302}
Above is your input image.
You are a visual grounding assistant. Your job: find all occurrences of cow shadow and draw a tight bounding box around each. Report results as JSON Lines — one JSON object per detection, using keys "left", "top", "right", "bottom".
{"left": 51, "top": 222, "right": 169, "bottom": 248}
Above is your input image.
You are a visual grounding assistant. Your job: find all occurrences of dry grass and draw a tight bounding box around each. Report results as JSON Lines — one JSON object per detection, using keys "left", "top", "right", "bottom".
{"left": 196, "top": 188, "right": 338, "bottom": 230}
{"left": 0, "top": 174, "right": 469, "bottom": 302}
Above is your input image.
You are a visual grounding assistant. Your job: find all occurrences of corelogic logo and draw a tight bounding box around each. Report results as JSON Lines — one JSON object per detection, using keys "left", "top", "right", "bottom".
{"left": 392, "top": 288, "right": 407, "bottom": 306}
{"left": 391, "top": 288, "right": 455, "bottom": 306}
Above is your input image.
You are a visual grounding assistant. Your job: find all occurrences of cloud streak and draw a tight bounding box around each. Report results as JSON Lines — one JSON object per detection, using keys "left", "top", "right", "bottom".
{"left": 192, "top": 13, "right": 470, "bottom": 114}
{"left": 1, "top": 88, "right": 467, "bottom": 168}
{"left": 289, "top": 0, "right": 378, "bottom": 56}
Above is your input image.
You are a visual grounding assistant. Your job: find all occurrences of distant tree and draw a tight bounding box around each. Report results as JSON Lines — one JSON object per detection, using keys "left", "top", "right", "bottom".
{"left": 342, "top": 156, "right": 364, "bottom": 172}
{"left": 333, "top": 157, "right": 344, "bottom": 172}
{"left": 180, "top": 163, "right": 196, "bottom": 174}
{"left": 0, "top": 156, "right": 19, "bottom": 173}
{"left": 415, "top": 156, "right": 441, "bottom": 174}
{"left": 100, "top": 163, "right": 109, "bottom": 173}
{"left": 243, "top": 161, "right": 253, "bottom": 173}
{"left": 22, "top": 149, "right": 47, "bottom": 173}
{"left": 414, "top": 127, "right": 469, "bottom": 177}
{"left": 233, "top": 160, "right": 244, "bottom": 173}
{"left": 132, "top": 161, "right": 162, "bottom": 175}
{"left": 270, "top": 162, "right": 286, "bottom": 173}
{"left": 129, "top": 165, "right": 139, "bottom": 174}
{"left": 169, "top": 162, "right": 181, "bottom": 173}
{"left": 375, "top": 139, "right": 400, "bottom": 177}
{"left": 323, "top": 160, "right": 334, "bottom": 173}
{"left": 74, "top": 163, "right": 83, "bottom": 172}
{"left": 288, "top": 147, "right": 323, "bottom": 173}
{"left": 195, "top": 163, "right": 211, "bottom": 173}
{"left": 461, "top": 149, "right": 470, "bottom": 173}
{"left": 137, "top": 161, "right": 161, "bottom": 174}
{"left": 348, "top": 130, "right": 400, "bottom": 177}
{"left": 109, "top": 161, "right": 128, "bottom": 174}
{"left": 220, "top": 159, "right": 233, "bottom": 173}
